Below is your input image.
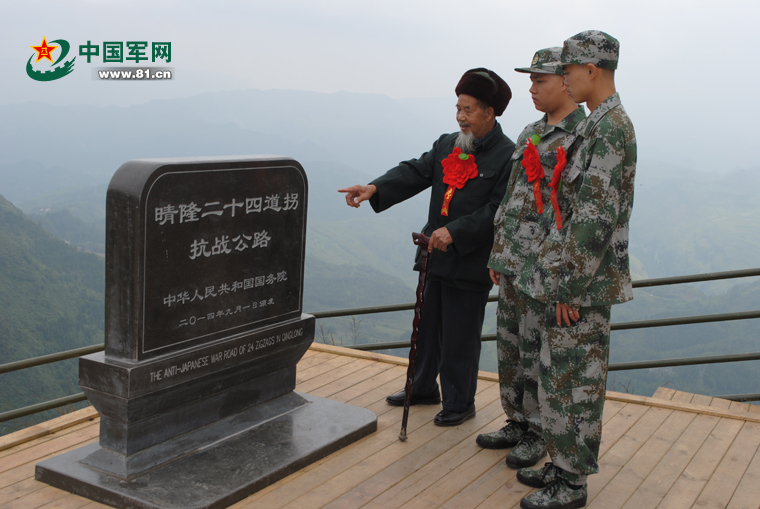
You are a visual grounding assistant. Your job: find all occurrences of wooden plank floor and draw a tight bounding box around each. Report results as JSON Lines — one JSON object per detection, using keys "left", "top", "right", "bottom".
{"left": 2, "top": 343, "right": 760, "bottom": 509}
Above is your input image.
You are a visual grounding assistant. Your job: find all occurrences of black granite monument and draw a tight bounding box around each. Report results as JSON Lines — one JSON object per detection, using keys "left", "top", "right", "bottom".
{"left": 36, "top": 156, "right": 377, "bottom": 508}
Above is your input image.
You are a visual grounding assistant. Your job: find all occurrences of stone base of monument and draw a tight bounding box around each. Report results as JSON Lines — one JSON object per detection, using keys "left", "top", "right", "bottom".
{"left": 36, "top": 391, "right": 375, "bottom": 509}
{"left": 36, "top": 315, "right": 377, "bottom": 509}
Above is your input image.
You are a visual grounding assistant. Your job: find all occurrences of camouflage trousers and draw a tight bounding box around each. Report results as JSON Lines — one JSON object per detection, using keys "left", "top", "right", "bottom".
{"left": 538, "top": 303, "right": 611, "bottom": 484}
{"left": 496, "top": 275, "right": 543, "bottom": 433}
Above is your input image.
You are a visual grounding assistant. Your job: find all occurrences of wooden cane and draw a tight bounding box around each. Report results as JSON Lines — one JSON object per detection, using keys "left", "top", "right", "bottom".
{"left": 399, "top": 232, "right": 430, "bottom": 442}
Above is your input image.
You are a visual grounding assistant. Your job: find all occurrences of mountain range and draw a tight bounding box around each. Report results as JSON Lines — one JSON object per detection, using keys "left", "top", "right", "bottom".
{"left": 1, "top": 88, "right": 759, "bottom": 434}
{"left": 0, "top": 194, "right": 104, "bottom": 435}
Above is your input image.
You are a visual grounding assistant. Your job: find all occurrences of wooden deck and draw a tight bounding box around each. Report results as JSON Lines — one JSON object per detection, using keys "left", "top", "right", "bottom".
{"left": 2, "top": 343, "right": 760, "bottom": 509}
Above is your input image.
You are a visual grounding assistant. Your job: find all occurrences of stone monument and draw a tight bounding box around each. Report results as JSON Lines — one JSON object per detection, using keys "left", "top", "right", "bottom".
{"left": 36, "top": 156, "right": 377, "bottom": 508}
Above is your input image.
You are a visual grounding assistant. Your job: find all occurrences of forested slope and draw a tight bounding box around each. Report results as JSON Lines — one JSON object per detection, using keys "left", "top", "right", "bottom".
{"left": 0, "top": 194, "right": 104, "bottom": 434}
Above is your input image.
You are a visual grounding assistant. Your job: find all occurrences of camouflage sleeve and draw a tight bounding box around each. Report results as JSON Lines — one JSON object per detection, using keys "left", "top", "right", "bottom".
{"left": 504, "top": 130, "right": 530, "bottom": 198}
{"left": 447, "top": 159, "right": 512, "bottom": 256}
{"left": 556, "top": 128, "right": 626, "bottom": 308}
{"left": 513, "top": 128, "right": 530, "bottom": 158}
{"left": 487, "top": 155, "right": 522, "bottom": 270}
{"left": 493, "top": 126, "right": 530, "bottom": 228}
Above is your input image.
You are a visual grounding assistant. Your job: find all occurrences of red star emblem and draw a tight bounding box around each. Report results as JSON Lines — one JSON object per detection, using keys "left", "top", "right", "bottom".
{"left": 31, "top": 37, "right": 58, "bottom": 64}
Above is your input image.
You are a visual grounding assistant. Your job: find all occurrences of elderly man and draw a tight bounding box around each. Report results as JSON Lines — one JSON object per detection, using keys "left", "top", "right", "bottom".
{"left": 476, "top": 48, "right": 586, "bottom": 470}
{"left": 515, "top": 32, "right": 636, "bottom": 509}
{"left": 339, "top": 68, "right": 515, "bottom": 426}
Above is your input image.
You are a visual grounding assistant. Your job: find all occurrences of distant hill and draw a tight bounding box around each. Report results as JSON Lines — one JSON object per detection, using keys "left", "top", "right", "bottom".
{"left": 0, "top": 89, "right": 540, "bottom": 203}
{"left": 0, "top": 91, "right": 443, "bottom": 203}
{"left": 629, "top": 167, "right": 760, "bottom": 291}
{"left": 1, "top": 89, "right": 759, "bottom": 422}
{"left": 19, "top": 160, "right": 432, "bottom": 286}
{"left": 608, "top": 280, "right": 760, "bottom": 398}
{"left": 0, "top": 187, "right": 428, "bottom": 436}
{"left": 0, "top": 194, "right": 104, "bottom": 435}
{"left": 4, "top": 88, "right": 759, "bottom": 287}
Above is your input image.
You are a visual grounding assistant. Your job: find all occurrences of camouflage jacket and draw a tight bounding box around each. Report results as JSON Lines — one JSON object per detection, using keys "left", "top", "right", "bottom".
{"left": 488, "top": 107, "right": 586, "bottom": 277}
{"left": 516, "top": 93, "right": 636, "bottom": 307}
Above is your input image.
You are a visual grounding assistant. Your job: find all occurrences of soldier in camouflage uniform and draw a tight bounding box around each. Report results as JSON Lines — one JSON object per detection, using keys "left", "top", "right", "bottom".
{"left": 477, "top": 48, "right": 585, "bottom": 471}
{"left": 515, "top": 31, "right": 636, "bottom": 509}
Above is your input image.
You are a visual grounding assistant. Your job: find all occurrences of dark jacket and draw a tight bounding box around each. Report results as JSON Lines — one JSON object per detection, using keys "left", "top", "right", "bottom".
{"left": 369, "top": 123, "right": 515, "bottom": 292}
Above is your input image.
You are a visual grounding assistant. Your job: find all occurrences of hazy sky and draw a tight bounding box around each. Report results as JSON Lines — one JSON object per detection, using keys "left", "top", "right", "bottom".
{"left": 2, "top": 0, "right": 759, "bottom": 171}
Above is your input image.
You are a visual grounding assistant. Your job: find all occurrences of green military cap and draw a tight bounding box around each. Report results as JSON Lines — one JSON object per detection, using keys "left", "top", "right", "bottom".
{"left": 514, "top": 47, "right": 564, "bottom": 75}
{"left": 561, "top": 30, "right": 619, "bottom": 70}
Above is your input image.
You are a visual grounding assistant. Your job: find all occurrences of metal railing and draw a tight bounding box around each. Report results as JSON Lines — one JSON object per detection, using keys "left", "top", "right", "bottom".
{"left": 2, "top": 267, "right": 760, "bottom": 423}
{"left": 0, "top": 344, "right": 105, "bottom": 376}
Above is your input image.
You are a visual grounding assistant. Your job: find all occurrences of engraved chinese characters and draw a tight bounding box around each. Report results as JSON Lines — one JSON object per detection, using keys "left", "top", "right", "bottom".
{"left": 142, "top": 165, "right": 306, "bottom": 358}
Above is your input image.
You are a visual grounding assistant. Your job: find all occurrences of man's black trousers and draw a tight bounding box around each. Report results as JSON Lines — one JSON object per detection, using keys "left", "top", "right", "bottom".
{"left": 411, "top": 279, "right": 490, "bottom": 413}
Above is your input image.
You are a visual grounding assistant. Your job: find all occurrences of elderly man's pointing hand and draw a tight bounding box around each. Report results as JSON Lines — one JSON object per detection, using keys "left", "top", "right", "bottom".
{"left": 338, "top": 184, "right": 377, "bottom": 208}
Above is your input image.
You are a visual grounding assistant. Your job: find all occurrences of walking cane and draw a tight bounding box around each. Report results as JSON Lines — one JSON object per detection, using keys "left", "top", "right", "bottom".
{"left": 399, "top": 231, "right": 431, "bottom": 442}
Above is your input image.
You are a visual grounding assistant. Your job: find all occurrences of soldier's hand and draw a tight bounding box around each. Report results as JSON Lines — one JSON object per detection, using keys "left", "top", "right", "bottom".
{"left": 556, "top": 303, "right": 580, "bottom": 326}
{"left": 490, "top": 269, "right": 500, "bottom": 286}
{"left": 338, "top": 184, "right": 377, "bottom": 208}
{"left": 428, "top": 227, "right": 453, "bottom": 253}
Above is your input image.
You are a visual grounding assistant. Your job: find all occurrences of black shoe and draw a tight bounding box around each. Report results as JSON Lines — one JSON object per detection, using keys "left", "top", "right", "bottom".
{"left": 476, "top": 419, "right": 527, "bottom": 449}
{"left": 506, "top": 429, "right": 547, "bottom": 469}
{"left": 520, "top": 476, "right": 587, "bottom": 509}
{"left": 433, "top": 406, "right": 476, "bottom": 426}
{"left": 517, "top": 462, "right": 560, "bottom": 489}
{"left": 386, "top": 389, "right": 441, "bottom": 407}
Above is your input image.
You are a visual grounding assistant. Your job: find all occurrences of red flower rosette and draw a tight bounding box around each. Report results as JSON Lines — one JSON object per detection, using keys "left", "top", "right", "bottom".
{"left": 440, "top": 147, "right": 478, "bottom": 216}
{"left": 521, "top": 139, "right": 545, "bottom": 214}
{"left": 548, "top": 147, "right": 567, "bottom": 230}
